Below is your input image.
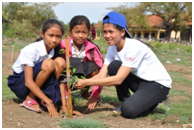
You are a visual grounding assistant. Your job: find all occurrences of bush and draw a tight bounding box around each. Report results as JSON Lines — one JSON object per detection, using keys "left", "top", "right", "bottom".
{"left": 168, "top": 43, "right": 176, "bottom": 50}
{"left": 3, "top": 19, "right": 38, "bottom": 40}
{"left": 154, "top": 42, "right": 163, "bottom": 48}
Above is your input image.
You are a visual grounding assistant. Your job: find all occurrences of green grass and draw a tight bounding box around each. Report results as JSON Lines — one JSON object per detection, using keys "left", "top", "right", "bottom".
{"left": 2, "top": 40, "right": 32, "bottom": 52}
{"left": 100, "top": 93, "right": 120, "bottom": 104}
{"left": 2, "top": 76, "right": 16, "bottom": 101}
{"left": 168, "top": 71, "right": 192, "bottom": 87}
{"left": 58, "top": 117, "right": 106, "bottom": 128}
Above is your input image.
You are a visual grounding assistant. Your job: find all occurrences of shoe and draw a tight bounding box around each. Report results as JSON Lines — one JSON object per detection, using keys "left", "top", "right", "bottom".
{"left": 163, "top": 96, "right": 171, "bottom": 111}
{"left": 20, "top": 99, "right": 41, "bottom": 113}
{"left": 113, "top": 106, "right": 121, "bottom": 114}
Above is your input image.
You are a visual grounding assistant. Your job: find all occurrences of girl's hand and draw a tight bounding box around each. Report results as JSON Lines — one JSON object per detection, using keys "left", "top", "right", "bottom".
{"left": 62, "top": 105, "right": 69, "bottom": 114}
{"left": 47, "top": 104, "right": 59, "bottom": 118}
{"left": 62, "top": 103, "right": 82, "bottom": 116}
{"left": 74, "top": 78, "right": 87, "bottom": 89}
{"left": 87, "top": 96, "right": 98, "bottom": 110}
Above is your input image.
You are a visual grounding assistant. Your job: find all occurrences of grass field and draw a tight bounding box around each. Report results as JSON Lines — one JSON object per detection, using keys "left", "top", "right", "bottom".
{"left": 2, "top": 38, "right": 192, "bottom": 128}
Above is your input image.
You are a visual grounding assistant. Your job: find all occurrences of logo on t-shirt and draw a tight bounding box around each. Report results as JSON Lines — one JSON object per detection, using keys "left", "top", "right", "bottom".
{"left": 125, "top": 57, "right": 135, "bottom": 62}
{"left": 131, "top": 68, "right": 138, "bottom": 74}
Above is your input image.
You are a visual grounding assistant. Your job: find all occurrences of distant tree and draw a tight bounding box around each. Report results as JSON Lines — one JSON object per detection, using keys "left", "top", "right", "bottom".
{"left": 107, "top": 3, "right": 150, "bottom": 29}
{"left": 140, "top": 2, "right": 192, "bottom": 40}
{"left": 60, "top": 20, "right": 69, "bottom": 37}
{"left": 108, "top": 2, "right": 192, "bottom": 40}
{"left": 2, "top": 2, "right": 61, "bottom": 29}
{"left": 2, "top": 2, "right": 63, "bottom": 39}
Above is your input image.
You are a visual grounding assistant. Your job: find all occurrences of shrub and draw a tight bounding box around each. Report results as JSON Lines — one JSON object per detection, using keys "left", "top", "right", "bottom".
{"left": 3, "top": 19, "right": 38, "bottom": 39}
{"left": 154, "top": 42, "right": 163, "bottom": 48}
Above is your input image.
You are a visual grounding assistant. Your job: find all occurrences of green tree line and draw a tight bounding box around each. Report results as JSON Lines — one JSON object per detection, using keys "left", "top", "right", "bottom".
{"left": 2, "top": 2, "right": 192, "bottom": 40}
{"left": 2, "top": 2, "right": 68, "bottom": 39}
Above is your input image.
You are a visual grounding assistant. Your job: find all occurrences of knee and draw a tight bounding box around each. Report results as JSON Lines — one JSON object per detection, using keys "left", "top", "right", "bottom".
{"left": 54, "top": 57, "right": 66, "bottom": 70}
{"left": 107, "top": 60, "right": 122, "bottom": 76}
{"left": 42, "top": 59, "right": 55, "bottom": 72}
{"left": 121, "top": 103, "right": 138, "bottom": 119}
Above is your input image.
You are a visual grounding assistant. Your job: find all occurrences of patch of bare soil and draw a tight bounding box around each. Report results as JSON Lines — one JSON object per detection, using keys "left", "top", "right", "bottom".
{"left": 2, "top": 45, "right": 191, "bottom": 128}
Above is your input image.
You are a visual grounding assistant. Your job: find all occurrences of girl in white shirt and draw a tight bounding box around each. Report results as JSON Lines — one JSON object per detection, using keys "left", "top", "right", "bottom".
{"left": 75, "top": 12, "right": 172, "bottom": 118}
{"left": 7, "top": 19, "right": 67, "bottom": 118}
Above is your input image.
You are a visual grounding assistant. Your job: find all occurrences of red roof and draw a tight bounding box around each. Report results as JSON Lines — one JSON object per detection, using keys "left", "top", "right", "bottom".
{"left": 129, "top": 15, "right": 164, "bottom": 28}
{"left": 146, "top": 15, "right": 163, "bottom": 26}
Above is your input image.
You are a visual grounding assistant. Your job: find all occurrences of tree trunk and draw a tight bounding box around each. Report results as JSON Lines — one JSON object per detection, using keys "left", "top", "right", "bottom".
{"left": 164, "top": 25, "right": 173, "bottom": 41}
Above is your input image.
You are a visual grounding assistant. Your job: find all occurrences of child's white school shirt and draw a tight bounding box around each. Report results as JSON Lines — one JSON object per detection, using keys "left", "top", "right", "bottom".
{"left": 12, "top": 40, "right": 54, "bottom": 73}
{"left": 71, "top": 39, "right": 86, "bottom": 61}
{"left": 104, "top": 38, "right": 172, "bottom": 88}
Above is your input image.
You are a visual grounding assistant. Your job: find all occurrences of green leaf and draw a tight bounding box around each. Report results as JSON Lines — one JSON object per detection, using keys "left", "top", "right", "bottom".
{"left": 68, "top": 81, "right": 72, "bottom": 86}
{"left": 73, "top": 76, "right": 78, "bottom": 83}
{"left": 59, "top": 49, "right": 64, "bottom": 54}
{"left": 72, "top": 68, "right": 76, "bottom": 73}
{"left": 81, "top": 76, "right": 86, "bottom": 79}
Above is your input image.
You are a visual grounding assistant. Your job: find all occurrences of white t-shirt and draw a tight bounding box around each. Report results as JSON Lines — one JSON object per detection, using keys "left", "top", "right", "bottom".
{"left": 12, "top": 40, "right": 54, "bottom": 73}
{"left": 104, "top": 38, "right": 172, "bottom": 88}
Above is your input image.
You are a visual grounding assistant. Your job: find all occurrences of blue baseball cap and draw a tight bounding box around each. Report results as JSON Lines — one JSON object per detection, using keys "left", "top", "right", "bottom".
{"left": 103, "top": 12, "right": 132, "bottom": 38}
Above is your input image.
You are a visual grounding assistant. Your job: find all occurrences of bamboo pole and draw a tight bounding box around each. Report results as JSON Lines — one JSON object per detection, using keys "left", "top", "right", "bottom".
{"left": 65, "top": 38, "right": 73, "bottom": 118}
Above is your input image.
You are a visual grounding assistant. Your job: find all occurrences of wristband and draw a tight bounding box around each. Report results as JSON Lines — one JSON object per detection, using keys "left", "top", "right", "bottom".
{"left": 46, "top": 101, "right": 53, "bottom": 107}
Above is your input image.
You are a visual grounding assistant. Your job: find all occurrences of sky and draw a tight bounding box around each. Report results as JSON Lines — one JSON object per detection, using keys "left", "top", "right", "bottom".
{"left": 52, "top": 2, "right": 133, "bottom": 24}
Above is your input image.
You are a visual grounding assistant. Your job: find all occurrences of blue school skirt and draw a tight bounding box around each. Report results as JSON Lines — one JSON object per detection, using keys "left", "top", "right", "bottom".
{"left": 7, "top": 60, "right": 61, "bottom": 104}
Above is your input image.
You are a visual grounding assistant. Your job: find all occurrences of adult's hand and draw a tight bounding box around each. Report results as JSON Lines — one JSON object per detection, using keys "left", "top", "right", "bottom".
{"left": 74, "top": 78, "right": 87, "bottom": 89}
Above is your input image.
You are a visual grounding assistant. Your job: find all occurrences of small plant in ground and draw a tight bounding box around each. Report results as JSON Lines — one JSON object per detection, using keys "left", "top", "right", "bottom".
{"left": 59, "top": 49, "right": 86, "bottom": 87}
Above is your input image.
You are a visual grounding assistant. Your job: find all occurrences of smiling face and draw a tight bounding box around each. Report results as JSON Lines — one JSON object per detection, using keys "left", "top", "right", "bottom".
{"left": 41, "top": 24, "right": 63, "bottom": 53}
{"left": 70, "top": 22, "right": 89, "bottom": 48}
{"left": 103, "top": 23, "right": 125, "bottom": 46}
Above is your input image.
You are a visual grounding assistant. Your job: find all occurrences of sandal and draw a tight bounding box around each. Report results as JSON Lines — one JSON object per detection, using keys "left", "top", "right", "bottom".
{"left": 20, "top": 99, "right": 41, "bottom": 113}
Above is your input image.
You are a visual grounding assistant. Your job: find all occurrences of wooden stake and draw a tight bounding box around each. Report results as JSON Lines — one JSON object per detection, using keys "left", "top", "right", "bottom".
{"left": 65, "top": 38, "right": 73, "bottom": 118}
{"left": 11, "top": 44, "right": 14, "bottom": 62}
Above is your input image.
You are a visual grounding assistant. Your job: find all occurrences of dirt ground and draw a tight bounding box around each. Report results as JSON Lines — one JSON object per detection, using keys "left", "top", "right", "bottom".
{"left": 2, "top": 45, "right": 192, "bottom": 128}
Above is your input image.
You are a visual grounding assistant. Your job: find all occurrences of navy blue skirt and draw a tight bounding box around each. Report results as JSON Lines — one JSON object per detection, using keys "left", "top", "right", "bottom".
{"left": 7, "top": 60, "right": 61, "bottom": 104}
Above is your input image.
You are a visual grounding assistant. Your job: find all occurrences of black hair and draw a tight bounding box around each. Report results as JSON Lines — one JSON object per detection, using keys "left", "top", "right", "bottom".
{"left": 36, "top": 19, "right": 65, "bottom": 59}
{"left": 69, "top": 15, "right": 90, "bottom": 32}
{"left": 36, "top": 19, "right": 64, "bottom": 41}
{"left": 69, "top": 15, "right": 103, "bottom": 72}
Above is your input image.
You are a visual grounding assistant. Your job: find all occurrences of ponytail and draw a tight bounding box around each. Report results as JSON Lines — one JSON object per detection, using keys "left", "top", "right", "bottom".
{"left": 36, "top": 36, "right": 43, "bottom": 42}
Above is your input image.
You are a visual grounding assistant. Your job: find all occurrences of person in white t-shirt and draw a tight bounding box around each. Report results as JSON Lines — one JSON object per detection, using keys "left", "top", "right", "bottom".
{"left": 75, "top": 12, "right": 172, "bottom": 119}
{"left": 7, "top": 19, "right": 67, "bottom": 118}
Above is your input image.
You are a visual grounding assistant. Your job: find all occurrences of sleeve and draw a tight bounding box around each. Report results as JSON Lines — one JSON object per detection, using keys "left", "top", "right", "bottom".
{"left": 93, "top": 47, "right": 103, "bottom": 68}
{"left": 60, "top": 39, "right": 66, "bottom": 58}
{"left": 19, "top": 48, "right": 36, "bottom": 67}
{"left": 122, "top": 44, "right": 146, "bottom": 68}
{"left": 90, "top": 46, "right": 104, "bottom": 98}
{"left": 90, "top": 86, "right": 103, "bottom": 98}
{"left": 104, "top": 47, "right": 114, "bottom": 66}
